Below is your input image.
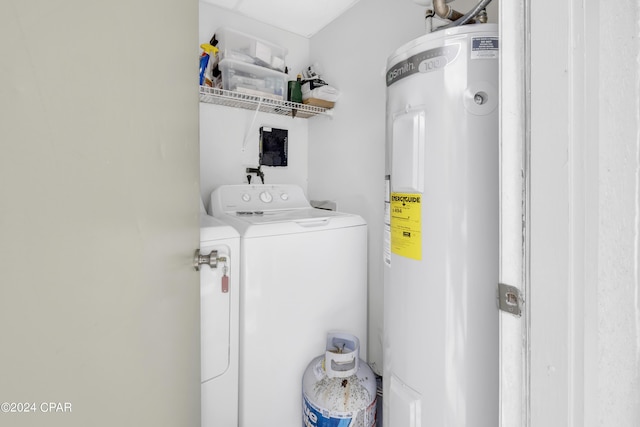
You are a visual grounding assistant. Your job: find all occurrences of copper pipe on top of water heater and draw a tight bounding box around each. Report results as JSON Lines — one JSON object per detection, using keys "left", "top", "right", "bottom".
{"left": 431, "top": 0, "right": 494, "bottom": 28}
{"left": 440, "top": 0, "right": 494, "bottom": 28}
{"left": 433, "top": 0, "right": 468, "bottom": 21}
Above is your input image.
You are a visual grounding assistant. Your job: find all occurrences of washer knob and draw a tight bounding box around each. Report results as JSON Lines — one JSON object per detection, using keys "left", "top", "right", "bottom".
{"left": 280, "top": 193, "right": 289, "bottom": 201}
{"left": 259, "top": 191, "right": 273, "bottom": 203}
{"left": 241, "top": 193, "right": 251, "bottom": 202}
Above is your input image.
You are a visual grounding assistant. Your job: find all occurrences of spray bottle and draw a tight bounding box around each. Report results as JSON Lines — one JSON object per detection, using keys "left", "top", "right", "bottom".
{"left": 199, "top": 43, "right": 219, "bottom": 87}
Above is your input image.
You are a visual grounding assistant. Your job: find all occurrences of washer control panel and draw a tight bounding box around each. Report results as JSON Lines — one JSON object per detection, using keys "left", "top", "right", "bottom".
{"left": 210, "top": 184, "right": 311, "bottom": 216}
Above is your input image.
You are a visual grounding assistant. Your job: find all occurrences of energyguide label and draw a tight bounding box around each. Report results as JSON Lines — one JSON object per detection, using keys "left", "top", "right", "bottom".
{"left": 390, "top": 192, "right": 422, "bottom": 261}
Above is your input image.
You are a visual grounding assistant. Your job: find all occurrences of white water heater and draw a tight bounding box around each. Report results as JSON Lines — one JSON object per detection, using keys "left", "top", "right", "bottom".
{"left": 383, "top": 23, "right": 499, "bottom": 426}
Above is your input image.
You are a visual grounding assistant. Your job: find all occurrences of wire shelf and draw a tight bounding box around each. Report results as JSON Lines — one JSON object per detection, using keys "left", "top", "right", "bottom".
{"left": 199, "top": 86, "right": 332, "bottom": 118}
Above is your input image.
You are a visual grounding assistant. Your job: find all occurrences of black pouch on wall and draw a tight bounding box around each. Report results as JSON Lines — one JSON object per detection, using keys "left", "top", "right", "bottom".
{"left": 259, "top": 127, "right": 288, "bottom": 167}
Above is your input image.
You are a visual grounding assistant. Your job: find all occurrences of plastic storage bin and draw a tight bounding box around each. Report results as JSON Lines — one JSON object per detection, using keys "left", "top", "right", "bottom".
{"left": 215, "top": 27, "right": 287, "bottom": 72}
{"left": 219, "top": 59, "right": 287, "bottom": 100}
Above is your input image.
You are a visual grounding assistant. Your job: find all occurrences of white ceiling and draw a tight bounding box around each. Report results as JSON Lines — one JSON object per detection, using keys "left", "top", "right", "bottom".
{"left": 200, "top": 0, "right": 361, "bottom": 38}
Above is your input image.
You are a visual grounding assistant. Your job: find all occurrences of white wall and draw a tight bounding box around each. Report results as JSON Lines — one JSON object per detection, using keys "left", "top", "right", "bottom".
{"left": 528, "top": 0, "right": 640, "bottom": 425}
{"left": 596, "top": 1, "right": 640, "bottom": 424}
{"left": 199, "top": 2, "right": 311, "bottom": 206}
{"left": 307, "top": 0, "right": 498, "bottom": 374}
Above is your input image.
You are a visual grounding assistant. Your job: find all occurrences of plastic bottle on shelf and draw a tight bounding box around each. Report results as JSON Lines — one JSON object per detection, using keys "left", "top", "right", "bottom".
{"left": 199, "top": 43, "right": 219, "bottom": 87}
{"left": 288, "top": 74, "right": 303, "bottom": 103}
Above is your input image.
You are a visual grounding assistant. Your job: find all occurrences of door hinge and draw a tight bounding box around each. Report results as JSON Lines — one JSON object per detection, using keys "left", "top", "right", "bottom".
{"left": 497, "top": 283, "right": 523, "bottom": 317}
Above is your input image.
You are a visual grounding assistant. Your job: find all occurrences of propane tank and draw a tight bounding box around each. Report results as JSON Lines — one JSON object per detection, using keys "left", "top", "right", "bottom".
{"left": 302, "top": 333, "right": 376, "bottom": 427}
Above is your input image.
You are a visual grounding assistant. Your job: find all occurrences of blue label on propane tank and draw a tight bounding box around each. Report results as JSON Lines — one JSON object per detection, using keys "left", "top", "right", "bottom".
{"left": 303, "top": 395, "right": 352, "bottom": 427}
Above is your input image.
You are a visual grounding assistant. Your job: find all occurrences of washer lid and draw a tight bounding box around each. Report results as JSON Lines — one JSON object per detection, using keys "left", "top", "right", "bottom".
{"left": 221, "top": 208, "right": 366, "bottom": 238}
{"left": 200, "top": 214, "right": 239, "bottom": 242}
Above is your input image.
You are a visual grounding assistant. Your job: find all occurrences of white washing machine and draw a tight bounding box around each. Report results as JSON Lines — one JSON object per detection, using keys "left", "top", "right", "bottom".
{"left": 210, "top": 184, "right": 368, "bottom": 427}
{"left": 198, "top": 202, "right": 240, "bottom": 427}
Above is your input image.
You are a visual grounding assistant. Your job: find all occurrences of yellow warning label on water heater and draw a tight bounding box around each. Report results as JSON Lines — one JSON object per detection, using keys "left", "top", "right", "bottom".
{"left": 390, "top": 192, "right": 422, "bottom": 260}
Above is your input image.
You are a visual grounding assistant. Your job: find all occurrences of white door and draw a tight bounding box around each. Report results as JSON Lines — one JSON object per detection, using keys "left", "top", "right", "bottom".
{"left": 0, "top": 2, "right": 200, "bottom": 427}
